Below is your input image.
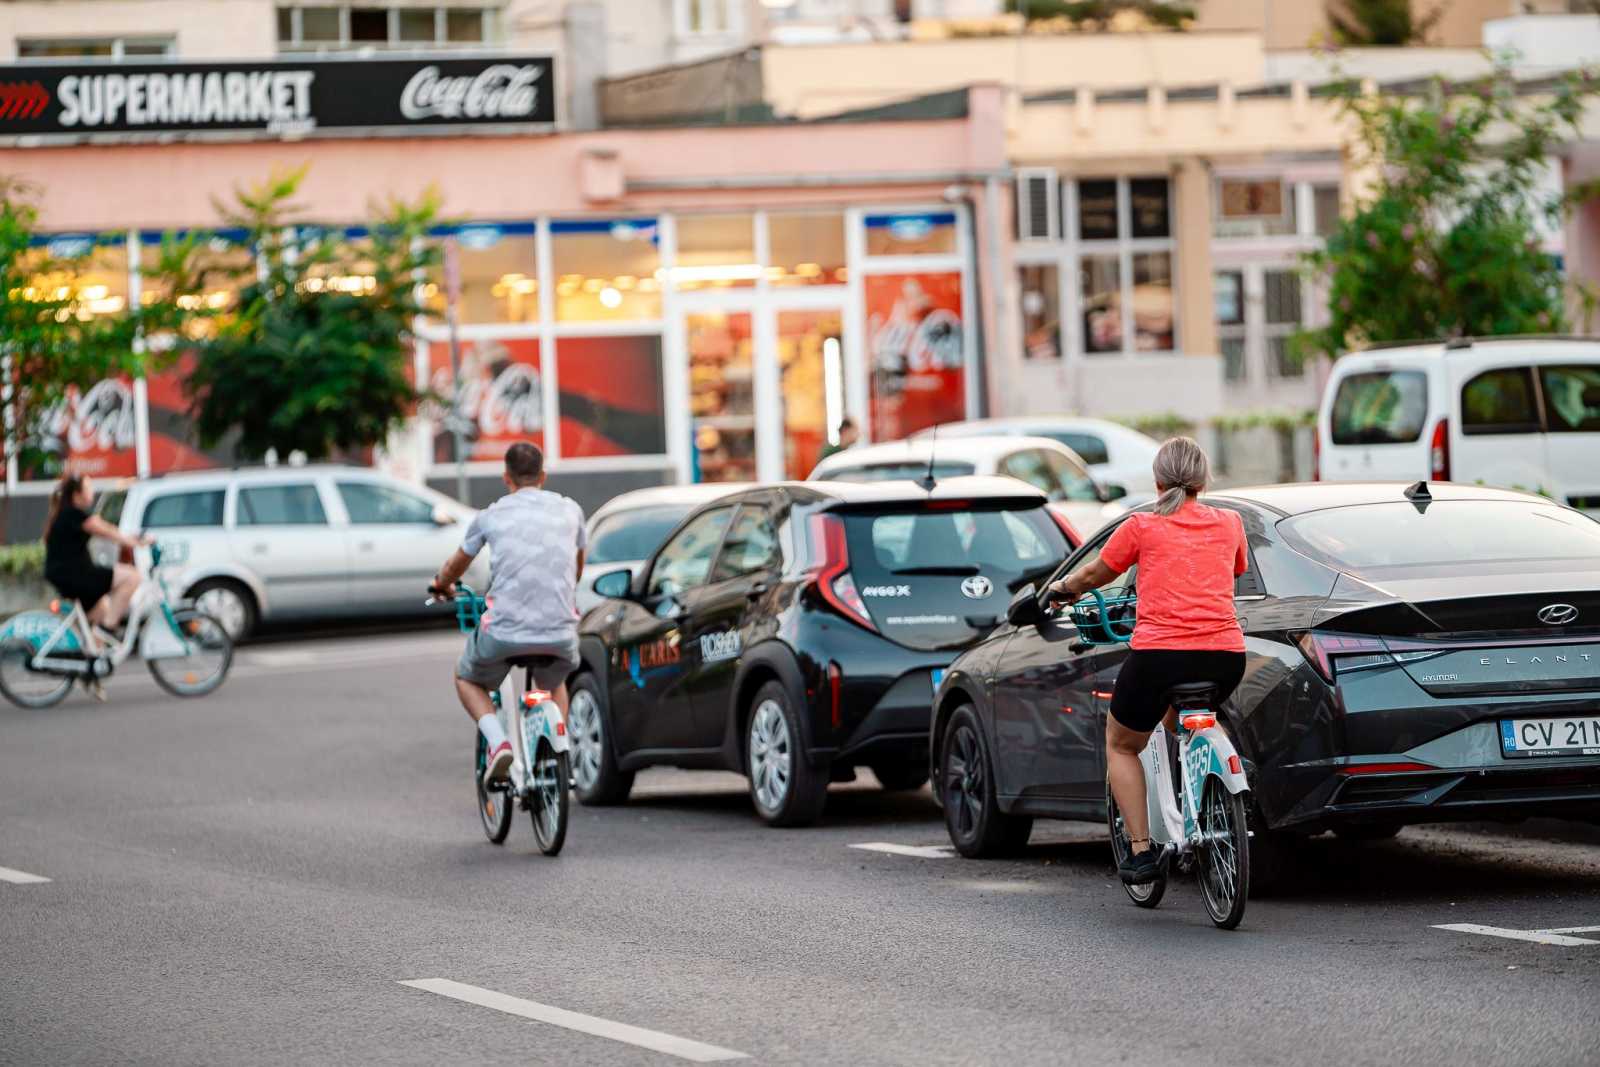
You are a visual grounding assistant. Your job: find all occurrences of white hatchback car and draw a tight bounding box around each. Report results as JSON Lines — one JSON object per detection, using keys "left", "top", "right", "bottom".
{"left": 92, "top": 466, "right": 486, "bottom": 639}
{"left": 808, "top": 435, "right": 1125, "bottom": 544}
{"left": 911, "top": 416, "right": 1162, "bottom": 501}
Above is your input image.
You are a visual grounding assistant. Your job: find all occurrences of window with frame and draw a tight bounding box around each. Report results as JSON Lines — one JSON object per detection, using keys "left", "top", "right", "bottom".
{"left": 1018, "top": 263, "right": 1061, "bottom": 361}
{"left": 648, "top": 507, "right": 734, "bottom": 599}
{"left": 1462, "top": 367, "right": 1541, "bottom": 435}
{"left": 677, "top": 0, "right": 737, "bottom": 36}
{"left": 18, "top": 37, "right": 174, "bottom": 59}
{"left": 337, "top": 482, "right": 435, "bottom": 524}
{"left": 276, "top": 5, "right": 494, "bottom": 50}
{"left": 142, "top": 490, "right": 225, "bottom": 529}
{"left": 237, "top": 484, "right": 328, "bottom": 526}
{"left": 712, "top": 508, "right": 780, "bottom": 581}
{"left": 1540, "top": 364, "right": 1600, "bottom": 432}
{"left": 1072, "top": 176, "right": 1176, "bottom": 356}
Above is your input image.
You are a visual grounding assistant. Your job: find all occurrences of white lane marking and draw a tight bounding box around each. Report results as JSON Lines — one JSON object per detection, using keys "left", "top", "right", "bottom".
{"left": 1541, "top": 926, "right": 1600, "bottom": 935}
{"left": 0, "top": 865, "right": 51, "bottom": 885}
{"left": 850, "top": 842, "right": 956, "bottom": 859}
{"left": 1433, "top": 923, "right": 1600, "bottom": 947}
{"left": 399, "top": 979, "right": 749, "bottom": 1063}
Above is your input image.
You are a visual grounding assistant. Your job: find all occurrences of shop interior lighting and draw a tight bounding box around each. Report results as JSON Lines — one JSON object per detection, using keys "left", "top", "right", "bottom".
{"left": 823, "top": 336, "right": 843, "bottom": 445}
{"left": 598, "top": 286, "right": 623, "bottom": 309}
{"left": 666, "top": 263, "right": 763, "bottom": 283}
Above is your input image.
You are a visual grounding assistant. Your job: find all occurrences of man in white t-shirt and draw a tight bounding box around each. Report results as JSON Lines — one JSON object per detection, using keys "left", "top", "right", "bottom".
{"left": 431, "top": 442, "right": 587, "bottom": 785}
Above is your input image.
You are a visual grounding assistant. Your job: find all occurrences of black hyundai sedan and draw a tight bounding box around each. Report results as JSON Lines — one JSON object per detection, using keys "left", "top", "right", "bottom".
{"left": 932, "top": 481, "right": 1600, "bottom": 881}
{"left": 569, "top": 477, "right": 1073, "bottom": 826}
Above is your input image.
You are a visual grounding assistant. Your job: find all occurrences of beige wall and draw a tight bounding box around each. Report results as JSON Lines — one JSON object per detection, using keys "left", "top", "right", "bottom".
{"left": 0, "top": 0, "right": 277, "bottom": 60}
{"left": 761, "top": 31, "right": 1267, "bottom": 119}
{"left": 1194, "top": 0, "right": 1544, "bottom": 50}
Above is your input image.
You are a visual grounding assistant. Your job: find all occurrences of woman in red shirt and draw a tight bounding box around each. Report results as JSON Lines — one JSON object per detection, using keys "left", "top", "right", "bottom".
{"left": 1048, "top": 436, "right": 1247, "bottom": 886}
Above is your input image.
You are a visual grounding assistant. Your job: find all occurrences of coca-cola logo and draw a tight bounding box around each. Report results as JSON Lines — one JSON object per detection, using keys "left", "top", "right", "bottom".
{"left": 426, "top": 346, "right": 544, "bottom": 448}
{"left": 870, "top": 308, "right": 963, "bottom": 374}
{"left": 400, "top": 64, "right": 543, "bottom": 122}
{"left": 40, "top": 379, "right": 137, "bottom": 455}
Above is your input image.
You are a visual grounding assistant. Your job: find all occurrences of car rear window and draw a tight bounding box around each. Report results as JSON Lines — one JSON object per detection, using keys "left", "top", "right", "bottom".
{"left": 1330, "top": 370, "right": 1428, "bottom": 445}
{"left": 1280, "top": 501, "right": 1600, "bottom": 574}
{"left": 838, "top": 504, "right": 1067, "bottom": 651}
{"left": 588, "top": 505, "right": 692, "bottom": 565}
{"left": 818, "top": 461, "right": 974, "bottom": 483}
{"left": 141, "top": 490, "right": 224, "bottom": 529}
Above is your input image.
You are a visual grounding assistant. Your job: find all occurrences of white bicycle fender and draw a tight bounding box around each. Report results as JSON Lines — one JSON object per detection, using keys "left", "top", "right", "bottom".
{"left": 1185, "top": 727, "right": 1251, "bottom": 795}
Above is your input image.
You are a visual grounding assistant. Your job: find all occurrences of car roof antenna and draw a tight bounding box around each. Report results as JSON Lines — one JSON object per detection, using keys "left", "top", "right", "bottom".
{"left": 919, "top": 425, "right": 939, "bottom": 492}
{"left": 1403, "top": 480, "right": 1432, "bottom": 513}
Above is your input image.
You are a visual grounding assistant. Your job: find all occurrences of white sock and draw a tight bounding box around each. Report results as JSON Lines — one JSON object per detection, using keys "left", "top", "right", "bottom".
{"left": 478, "top": 713, "right": 508, "bottom": 751}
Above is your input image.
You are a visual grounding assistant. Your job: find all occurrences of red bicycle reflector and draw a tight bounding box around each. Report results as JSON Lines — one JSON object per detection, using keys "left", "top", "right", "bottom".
{"left": 524, "top": 689, "right": 551, "bottom": 707}
{"left": 1180, "top": 712, "right": 1216, "bottom": 731}
{"left": 556, "top": 720, "right": 566, "bottom": 736}
{"left": 49, "top": 599, "right": 61, "bottom": 613}
{"left": 1227, "top": 754, "right": 1242, "bottom": 775}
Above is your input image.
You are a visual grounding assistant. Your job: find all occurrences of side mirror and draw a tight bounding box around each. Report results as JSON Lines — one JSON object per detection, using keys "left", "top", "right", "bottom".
{"left": 1006, "top": 583, "right": 1043, "bottom": 627}
{"left": 1098, "top": 482, "right": 1128, "bottom": 503}
{"left": 432, "top": 506, "right": 458, "bottom": 526}
{"left": 592, "top": 568, "right": 633, "bottom": 600}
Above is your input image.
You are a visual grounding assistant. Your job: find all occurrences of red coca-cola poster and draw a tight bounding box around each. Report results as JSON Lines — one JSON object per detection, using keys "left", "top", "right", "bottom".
{"left": 555, "top": 335, "right": 666, "bottom": 458}
{"left": 424, "top": 336, "right": 543, "bottom": 463}
{"left": 145, "top": 354, "right": 234, "bottom": 474}
{"left": 864, "top": 272, "right": 966, "bottom": 441}
{"left": 25, "top": 379, "right": 138, "bottom": 480}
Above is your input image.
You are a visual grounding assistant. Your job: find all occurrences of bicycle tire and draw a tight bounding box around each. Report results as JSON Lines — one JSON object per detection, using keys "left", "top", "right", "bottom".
{"left": 476, "top": 731, "right": 513, "bottom": 845}
{"left": 146, "top": 610, "right": 233, "bottom": 698}
{"left": 529, "top": 743, "right": 569, "bottom": 856}
{"left": 1105, "top": 778, "right": 1165, "bottom": 908}
{"left": 1197, "top": 778, "right": 1250, "bottom": 930}
{"left": 0, "top": 637, "right": 73, "bottom": 710}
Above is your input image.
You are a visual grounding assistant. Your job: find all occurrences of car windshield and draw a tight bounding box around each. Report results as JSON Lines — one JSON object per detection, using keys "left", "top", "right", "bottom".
{"left": 1280, "top": 501, "right": 1600, "bottom": 574}
{"left": 1331, "top": 370, "right": 1428, "bottom": 445}
{"left": 588, "top": 504, "right": 693, "bottom": 565}
{"left": 818, "top": 461, "right": 974, "bottom": 482}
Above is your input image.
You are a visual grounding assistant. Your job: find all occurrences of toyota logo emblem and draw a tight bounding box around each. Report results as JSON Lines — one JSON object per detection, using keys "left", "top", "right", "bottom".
{"left": 1537, "top": 603, "right": 1579, "bottom": 626}
{"left": 960, "top": 575, "right": 993, "bottom": 600}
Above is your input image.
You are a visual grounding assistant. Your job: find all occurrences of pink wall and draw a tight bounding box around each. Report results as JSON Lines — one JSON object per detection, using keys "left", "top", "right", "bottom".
{"left": 11, "top": 93, "right": 1005, "bottom": 231}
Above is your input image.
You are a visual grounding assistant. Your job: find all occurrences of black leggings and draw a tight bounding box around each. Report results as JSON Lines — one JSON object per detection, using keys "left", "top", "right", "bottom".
{"left": 1108, "top": 649, "right": 1245, "bottom": 733}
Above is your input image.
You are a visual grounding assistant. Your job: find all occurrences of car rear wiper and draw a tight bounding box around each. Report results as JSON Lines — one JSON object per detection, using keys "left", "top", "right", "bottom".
{"left": 893, "top": 564, "right": 981, "bottom": 575}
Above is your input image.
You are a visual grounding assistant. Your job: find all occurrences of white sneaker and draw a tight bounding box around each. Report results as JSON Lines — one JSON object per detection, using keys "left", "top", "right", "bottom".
{"left": 483, "top": 741, "right": 513, "bottom": 786}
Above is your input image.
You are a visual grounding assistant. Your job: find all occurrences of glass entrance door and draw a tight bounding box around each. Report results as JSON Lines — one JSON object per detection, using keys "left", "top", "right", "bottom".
{"left": 686, "top": 308, "right": 757, "bottom": 483}
{"left": 776, "top": 308, "right": 842, "bottom": 480}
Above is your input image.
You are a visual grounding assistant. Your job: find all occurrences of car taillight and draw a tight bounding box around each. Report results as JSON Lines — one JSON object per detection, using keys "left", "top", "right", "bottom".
{"left": 1296, "top": 631, "right": 1448, "bottom": 685}
{"left": 1311, "top": 429, "right": 1321, "bottom": 482}
{"left": 808, "top": 513, "right": 878, "bottom": 633}
{"left": 1429, "top": 418, "right": 1450, "bottom": 481}
{"left": 1045, "top": 503, "right": 1082, "bottom": 549}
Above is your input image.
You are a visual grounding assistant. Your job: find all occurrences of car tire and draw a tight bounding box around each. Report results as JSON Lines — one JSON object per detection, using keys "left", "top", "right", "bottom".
{"left": 869, "top": 762, "right": 930, "bottom": 792}
{"left": 568, "top": 673, "right": 634, "bottom": 806}
{"left": 940, "top": 705, "right": 1032, "bottom": 858}
{"left": 746, "top": 680, "right": 829, "bottom": 827}
{"left": 187, "top": 579, "right": 258, "bottom": 643}
{"left": 1334, "top": 823, "right": 1403, "bottom": 843}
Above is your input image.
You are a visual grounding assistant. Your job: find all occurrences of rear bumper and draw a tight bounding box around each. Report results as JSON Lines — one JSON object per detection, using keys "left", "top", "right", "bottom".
{"left": 1272, "top": 760, "right": 1600, "bottom": 831}
{"left": 823, "top": 668, "right": 940, "bottom": 768}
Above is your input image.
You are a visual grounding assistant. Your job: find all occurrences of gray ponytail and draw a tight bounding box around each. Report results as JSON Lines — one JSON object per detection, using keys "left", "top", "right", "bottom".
{"left": 1151, "top": 436, "right": 1210, "bottom": 516}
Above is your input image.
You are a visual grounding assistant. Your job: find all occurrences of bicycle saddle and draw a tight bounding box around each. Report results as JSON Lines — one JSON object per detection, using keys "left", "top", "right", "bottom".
{"left": 1163, "top": 681, "right": 1219, "bottom": 712}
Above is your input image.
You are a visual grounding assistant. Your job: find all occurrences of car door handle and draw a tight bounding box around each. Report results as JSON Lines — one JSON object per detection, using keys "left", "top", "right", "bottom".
{"left": 746, "top": 581, "right": 772, "bottom": 600}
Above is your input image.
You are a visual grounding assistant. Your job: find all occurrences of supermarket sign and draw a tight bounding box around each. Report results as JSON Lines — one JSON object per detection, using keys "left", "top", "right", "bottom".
{"left": 0, "top": 55, "right": 555, "bottom": 140}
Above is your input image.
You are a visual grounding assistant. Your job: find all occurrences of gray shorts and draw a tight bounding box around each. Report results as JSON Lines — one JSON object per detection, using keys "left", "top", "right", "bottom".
{"left": 456, "top": 629, "right": 579, "bottom": 692}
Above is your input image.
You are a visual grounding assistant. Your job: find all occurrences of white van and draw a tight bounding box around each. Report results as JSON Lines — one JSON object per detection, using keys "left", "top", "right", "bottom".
{"left": 1317, "top": 337, "right": 1600, "bottom": 511}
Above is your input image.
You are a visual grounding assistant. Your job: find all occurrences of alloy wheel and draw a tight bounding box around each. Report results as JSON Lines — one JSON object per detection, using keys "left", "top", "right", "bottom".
{"left": 569, "top": 689, "right": 603, "bottom": 792}
{"left": 194, "top": 587, "right": 248, "bottom": 641}
{"left": 749, "top": 699, "right": 792, "bottom": 813}
{"left": 945, "top": 723, "right": 984, "bottom": 841}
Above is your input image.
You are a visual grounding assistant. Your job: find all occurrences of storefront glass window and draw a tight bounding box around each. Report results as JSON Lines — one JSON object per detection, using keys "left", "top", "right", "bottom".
{"left": 551, "top": 218, "right": 661, "bottom": 322}
{"left": 675, "top": 214, "right": 757, "bottom": 290}
{"left": 1213, "top": 177, "right": 1295, "bottom": 238}
{"left": 555, "top": 335, "right": 667, "bottom": 458}
{"left": 423, "top": 336, "right": 544, "bottom": 464}
{"left": 1080, "top": 255, "right": 1121, "bottom": 355}
{"left": 865, "top": 273, "right": 965, "bottom": 439}
{"left": 688, "top": 311, "right": 757, "bottom": 482}
{"left": 769, "top": 211, "right": 846, "bottom": 286}
{"left": 139, "top": 230, "right": 255, "bottom": 329}
{"left": 1313, "top": 184, "right": 1342, "bottom": 236}
{"left": 1132, "top": 252, "right": 1175, "bottom": 352}
{"left": 1018, "top": 263, "right": 1061, "bottom": 361}
{"left": 1129, "top": 178, "right": 1171, "bottom": 240}
{"left": 776, "top": 309, "right": 840, "bottom": 478}
{"left": 419, "top": 224, "right": 538, "bottom": 324}
{"left": 23, "top": 233, "right": 129, "bottom": 323}
{"left": 863, "top": 212, "right": 958, "bottom": 257}
{"left": 1077, "top": 179, "right": 1118, "bottom": 241}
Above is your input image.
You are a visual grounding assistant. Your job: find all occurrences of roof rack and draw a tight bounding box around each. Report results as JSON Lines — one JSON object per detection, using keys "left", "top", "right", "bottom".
{"left": 1359, "top": 334, "right": 1600, "bottom": 355}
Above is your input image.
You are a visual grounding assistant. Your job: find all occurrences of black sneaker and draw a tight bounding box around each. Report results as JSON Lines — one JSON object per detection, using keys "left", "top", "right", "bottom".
{"left": 1119, "top": 845, "right": 1163, "bottom": 885}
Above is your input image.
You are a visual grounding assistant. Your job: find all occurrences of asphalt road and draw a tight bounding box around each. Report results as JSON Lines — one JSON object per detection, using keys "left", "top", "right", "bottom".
{"left": 3, "top": 628, "right": 1598, "bottom": 1066}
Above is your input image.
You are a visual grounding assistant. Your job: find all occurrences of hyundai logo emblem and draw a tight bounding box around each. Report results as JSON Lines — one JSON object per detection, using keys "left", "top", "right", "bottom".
{"left": 960, "top": 575, "right": 993, "bottom": 600}
{"left": 1537, "top": 603, "right": 1579, "bottom": 626}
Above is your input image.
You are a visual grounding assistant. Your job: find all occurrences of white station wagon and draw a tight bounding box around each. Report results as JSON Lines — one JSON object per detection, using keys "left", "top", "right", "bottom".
{"left": 91, "top": 466, "right": 485, "bottom": 639}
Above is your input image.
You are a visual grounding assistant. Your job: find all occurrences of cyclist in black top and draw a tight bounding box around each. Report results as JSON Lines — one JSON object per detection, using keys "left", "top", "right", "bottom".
{"left": 43, "top": 473, "right": 150, "bottom": 644}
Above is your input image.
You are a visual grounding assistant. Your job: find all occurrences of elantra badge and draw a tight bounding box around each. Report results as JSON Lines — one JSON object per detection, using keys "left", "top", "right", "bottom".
{"left": 1537, "top": 603, "right": 1579, "bottom": 626}
{"left": 960, "top": 575, "right": 993, "bottom": 600}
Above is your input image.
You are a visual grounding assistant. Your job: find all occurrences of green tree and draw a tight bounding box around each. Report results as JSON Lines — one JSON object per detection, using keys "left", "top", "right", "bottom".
{"left": 1325, "top": 0, "right": 1443, "bottom": 46}
{"left": 1005, "top": 1, "right": 1194, "bottom": 31}
{"left": 1298, "top": 63, "right": 1597, "bottom": 361}
{"left": 0, "top": 177, "right": 194, "bottom": 537}
{"left": 176, "top": 167, "right": 441, "bottom": 462}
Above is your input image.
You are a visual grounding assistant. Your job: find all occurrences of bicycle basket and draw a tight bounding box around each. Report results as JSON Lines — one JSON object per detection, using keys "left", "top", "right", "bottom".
{"left": 1069, "top": 589, "right": 1137, "bottom": 645}
{"left": 453, "top": 588, "right": 488, "bottom": 634}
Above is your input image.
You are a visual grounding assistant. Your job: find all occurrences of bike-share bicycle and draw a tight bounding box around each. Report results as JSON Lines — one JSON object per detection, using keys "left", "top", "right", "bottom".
{"left": 430, "top": 584, "right": 570, "bottom": 855}
{"left": 0, "top": 543, "right": 233, "bottom": 708}
{"left": 1068, "top": 589, "right": 1252, "bottom": 930}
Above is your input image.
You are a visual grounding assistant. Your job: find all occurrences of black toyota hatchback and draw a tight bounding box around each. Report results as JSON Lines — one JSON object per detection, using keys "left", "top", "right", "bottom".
{"left": 932, "top": 482, "right": 1600, "bottom": 880}
{"left": 569, "top": 477, "right": 1073, "bottom": 826}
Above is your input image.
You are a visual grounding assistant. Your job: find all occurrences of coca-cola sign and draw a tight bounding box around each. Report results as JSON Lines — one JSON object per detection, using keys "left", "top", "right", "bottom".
{"left": 0, "top": 56, "right": 555, "bottom": 141}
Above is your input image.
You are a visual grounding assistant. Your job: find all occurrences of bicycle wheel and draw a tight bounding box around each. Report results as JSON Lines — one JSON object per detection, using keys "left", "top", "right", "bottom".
{"left": 529, "top": 741, "right": 569, "bottom": 856}
{"left": 0, "top": 638, "right": 73, "bottom": 709}
{"left": 1105, "top": 778, "right": 1165, "bottom": 908}
{"left": 146, "top": 610, "right": 233, "bottom": 698}
{"left": 1197, "top": 778, "right": 1251, "bottom": 930}
{"left": 476, "top": 732, "right": 513, "bottom": 844}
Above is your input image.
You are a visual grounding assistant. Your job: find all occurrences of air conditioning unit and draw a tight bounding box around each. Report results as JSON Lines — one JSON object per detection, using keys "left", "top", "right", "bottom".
{"left": 1015, "top": 168, "right": 1060, "bottom": 242}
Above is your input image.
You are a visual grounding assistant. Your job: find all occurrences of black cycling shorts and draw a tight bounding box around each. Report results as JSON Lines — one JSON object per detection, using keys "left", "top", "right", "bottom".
{"left": 1108, "top": 649, "right": 1246, "bottom": 733}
